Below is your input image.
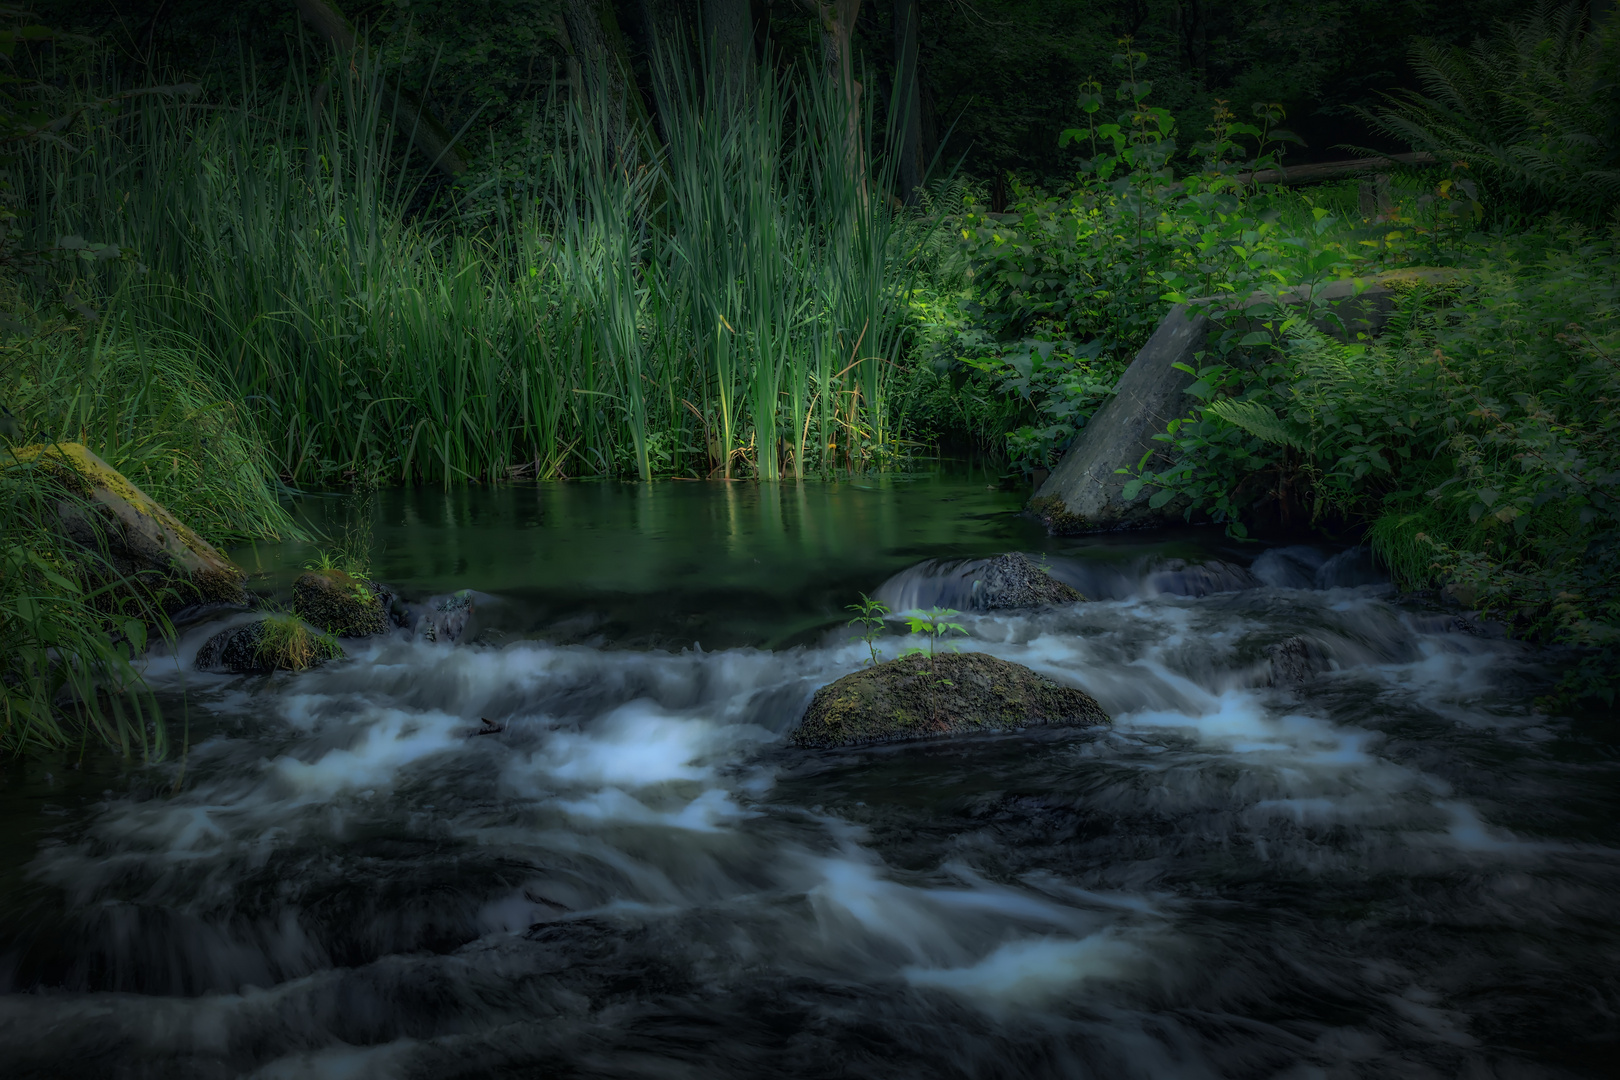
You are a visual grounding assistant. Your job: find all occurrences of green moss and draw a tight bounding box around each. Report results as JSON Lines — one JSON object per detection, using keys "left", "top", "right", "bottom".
{"left": 1028, "top": 494, "right": 1090, "bottom": 536}
{"left": 292, "top": 569, "right": 387, "bottom": 637}
{"left": 794, "top": 651, "right": 1109, "bottom": 749}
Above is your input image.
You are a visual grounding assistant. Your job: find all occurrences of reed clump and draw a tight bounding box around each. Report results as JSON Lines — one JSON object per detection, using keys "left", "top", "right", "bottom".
{"left": 16, "top": 44, "right": 919, "bottom": 486}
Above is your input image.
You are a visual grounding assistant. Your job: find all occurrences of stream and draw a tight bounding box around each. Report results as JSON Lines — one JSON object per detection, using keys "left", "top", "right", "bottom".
{"left": 1, "top": 467, "right": 1616, "bottom": 1079}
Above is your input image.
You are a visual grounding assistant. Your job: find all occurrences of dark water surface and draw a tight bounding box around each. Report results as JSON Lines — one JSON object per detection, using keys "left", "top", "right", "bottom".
{"left": 2, "top": 469, "right": 1616, "bottom": 1079}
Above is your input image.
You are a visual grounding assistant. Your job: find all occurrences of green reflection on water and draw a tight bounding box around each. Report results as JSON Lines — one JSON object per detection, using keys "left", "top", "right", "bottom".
{"left": 231, "top": 464, "right": 1051, "bottom": 648}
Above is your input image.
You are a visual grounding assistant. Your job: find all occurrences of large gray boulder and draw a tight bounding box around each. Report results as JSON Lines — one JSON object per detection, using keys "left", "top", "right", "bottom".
{"left": 794, "top": 652, "right": 1109, "bottom": 748}
{"left": 1029, "top": 269, "right": 1457, "bottom": 534}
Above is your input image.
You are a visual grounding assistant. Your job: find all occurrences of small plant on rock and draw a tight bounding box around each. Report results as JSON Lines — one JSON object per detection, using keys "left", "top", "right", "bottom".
{"left": 905, "top": 606, "right": 968, "bottom": 660}
{"left": 845, "top": 592, "right": 890, "bottom": 666}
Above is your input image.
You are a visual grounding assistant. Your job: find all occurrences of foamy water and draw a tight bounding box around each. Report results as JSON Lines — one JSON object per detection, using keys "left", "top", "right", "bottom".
{"left": 0, "top": 545, "right": 1614, "bottom": 1078}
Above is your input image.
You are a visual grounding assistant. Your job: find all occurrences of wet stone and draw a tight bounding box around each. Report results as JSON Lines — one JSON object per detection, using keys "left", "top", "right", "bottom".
{"left": 293, "top": 570, "right": 392, "bottom": 637}
{"left": 794, "top": 651, "right": 1109, "bottom": 749}
{"left": 971, "top": 553, "right": 1084, "bottom": 610}
{"left": 195, "top": 618, "right": 343, "bottom": 674}
{"left": 414, "top": 590, "right": 478, "bottom": 644}
{"left": 1265, "top": 636, "right": 1332, "bottom": 685}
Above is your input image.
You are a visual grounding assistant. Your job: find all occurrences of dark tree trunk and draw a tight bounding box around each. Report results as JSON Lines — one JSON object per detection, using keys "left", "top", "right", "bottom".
{"left": 556, "top": 0, "right": 648, "bottom": 157}
{"left": 892, "top": 0, "right": 923, "bottom": 204}
{"left": 751, "top": 0, "right": 771, "bottom": 61}
{"left": 1176, "top": 0, "right": 1206, "bottom": 89}
{"left": 293, "top": 0, "right": 470, "bottom": 177}
{"left": 798, "top": 0, "right": 865, "bottom": 189}
{"left": 703, "top": 0, "right": 756, "bottom": 74}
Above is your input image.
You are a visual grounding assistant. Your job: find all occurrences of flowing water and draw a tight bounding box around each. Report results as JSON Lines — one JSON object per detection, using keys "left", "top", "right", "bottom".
{"left": 1, "top": 469, "right": 1616, "bottom": 1079}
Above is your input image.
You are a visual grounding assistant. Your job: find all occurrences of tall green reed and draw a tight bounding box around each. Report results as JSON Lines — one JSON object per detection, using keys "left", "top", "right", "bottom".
{"left": 18, "top": 42, "right": 915, "bottom": 485}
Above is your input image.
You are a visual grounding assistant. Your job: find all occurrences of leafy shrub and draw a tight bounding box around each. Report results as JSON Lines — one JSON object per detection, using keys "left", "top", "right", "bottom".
{"left": 1136, "top": 226, "right": 1620, "bottom": 709}
{"left": 942, "top": 42, "right": 1427, "bottom": 469}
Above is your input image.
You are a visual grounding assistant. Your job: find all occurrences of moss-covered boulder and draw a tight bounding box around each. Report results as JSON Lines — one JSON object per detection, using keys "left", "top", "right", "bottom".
{"left": 3, "top": 441, "right": 246, "bottom": 609}
{"left": 972, "top": 552, "right": 1084, "bottom": 609}
{"left": 794, "top": 652, "right": 1109, "bottom": 749}
{"left": 293, "top": 569, "right": 392, "bottom": 637}
{"left": 195, "top": 616, "right": 343, "bottom": 674}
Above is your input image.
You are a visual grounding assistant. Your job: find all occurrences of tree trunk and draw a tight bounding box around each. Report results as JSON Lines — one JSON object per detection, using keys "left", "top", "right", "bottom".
{"left": 799, "top": 0, "right": 865, "bottom": 190}
{"left": 892, "top": 0, "right": 922, "bottom": 204}
{"left": 1176, "top": 0, "right": 1206, "bottom": 89}
{"left": 557, "top": 0, "right": 647, "bottom": 157}
{"left": 293, "top": 0, "right": 470, "bottom": 177}
{"left": 752, "top": 0, "right": 772, "bottom": 61}
{"left": 704, "top": 0, "right": 756, "bottom": 76}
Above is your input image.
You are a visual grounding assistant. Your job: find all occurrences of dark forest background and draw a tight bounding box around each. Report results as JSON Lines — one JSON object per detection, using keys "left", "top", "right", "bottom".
{"left": 34, "top": 0, "right": 1543, "bottom": 198}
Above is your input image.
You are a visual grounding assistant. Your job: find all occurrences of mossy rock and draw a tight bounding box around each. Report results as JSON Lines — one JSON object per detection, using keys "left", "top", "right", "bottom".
{"left": 293, "top": 569, "right": 389, "bottom": 637}
{"left": 973, "top": 552, "right": 1084, "bottom": 609}
{"left": 196, "top": 616, "right": 343, "bottom": 674}
{"left": 2, "top": 441, "right": 247, "bottom": 608}
{"left": 794, "top": 652, "right": 1109, "bottom": 749}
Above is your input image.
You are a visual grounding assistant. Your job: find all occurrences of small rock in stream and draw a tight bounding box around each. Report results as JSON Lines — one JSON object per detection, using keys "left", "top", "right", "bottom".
{"left": 414, "top": 590, "right": 478, "bottom": 644}
{"left": 293, "top": 569, "right": 394, "bottom": 637}
{"left": 794, "top": 652, "right": 1109, "bottom": 748}
{"left": 195, "top": 617, "right": 343, "bottom": 674}
{"left": 1264, "top": 636, "right": 1331, "bottom": 685}
{"left": 971, "top": 552, "right": 1085, "bottom": 610}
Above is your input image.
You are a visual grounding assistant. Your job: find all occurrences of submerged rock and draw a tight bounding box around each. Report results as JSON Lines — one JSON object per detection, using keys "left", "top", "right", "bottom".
{"left": 414, "top": 590, "right": 478, "bottom": 644}
{"left": 794, "top": 652, "right": 1109, "bottom": 749}
{"left": 971, "top": 552, "right": 1085, "bottom": 610}
{"left": 293, "top": 569, "right": 393, "bottom": 637}
{"left": 4, "top": 441, "right": 246, "bottom": 609}
{"left": 1264, "top": 636, "right": 1331, "bottom": 685}
{"left": 195, "top": 616, "right": 343, "bottom": 674}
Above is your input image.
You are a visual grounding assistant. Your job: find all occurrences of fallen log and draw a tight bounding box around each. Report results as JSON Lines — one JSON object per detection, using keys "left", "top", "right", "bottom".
{"left": 1233, "top": 151, "right": 1436, "bottom": 186}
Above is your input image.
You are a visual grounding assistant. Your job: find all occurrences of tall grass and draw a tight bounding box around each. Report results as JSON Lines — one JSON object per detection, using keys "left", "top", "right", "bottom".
{"left": 0, "top": 322, "right": 297, "bottom": 542}
{"left": 0, "top": 317, "right": 297, "bottom": 758}
{"left": 18, "top": 44, "right": 915, "bottom": 485}
{"left": 0, "top": 456, "right": 167, "bottom": 760}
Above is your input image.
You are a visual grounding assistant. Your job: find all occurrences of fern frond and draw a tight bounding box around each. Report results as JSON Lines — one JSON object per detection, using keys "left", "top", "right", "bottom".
{"left": 1360, "top": 2, "right": 1619, "bottom": 218}
{"left": 1205, "top": 398, "right": 1309, "bottom": 449}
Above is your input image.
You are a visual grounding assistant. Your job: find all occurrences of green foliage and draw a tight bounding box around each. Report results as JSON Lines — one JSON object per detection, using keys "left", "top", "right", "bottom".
{"left": 903, "top": 606, "right": 967, "bottom": 660}
{"left": 0, "top": 323, "right": 297, "bottom": 543}
{"left": 0, "top": 456, "right": 168, "bottom": 759}
{"left": 959, "top": 337, "right": 1125, "bottom": 476}
{"left": 1134, "top": 226, "right": 1620, "bottom": 708}
{"left": 1363, "top": 3, "right": 1620, "bottom": 220}
{"left": 254, "top": 611, "right": 342, "bottom": 672}
{"left": 845, "top": 592, "right": 890, "bottom": 666}
{"left": 911, "top": 0, "right": 1525, "bottom": 188}
{"left": 14, "top": 43, "right": 912, "bottom": 484}
{"left": 0, "top": 320, "right": 292, "bottom": 756}
{"left": 948, "top": 44, "right": 1420, "bottom": 469}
